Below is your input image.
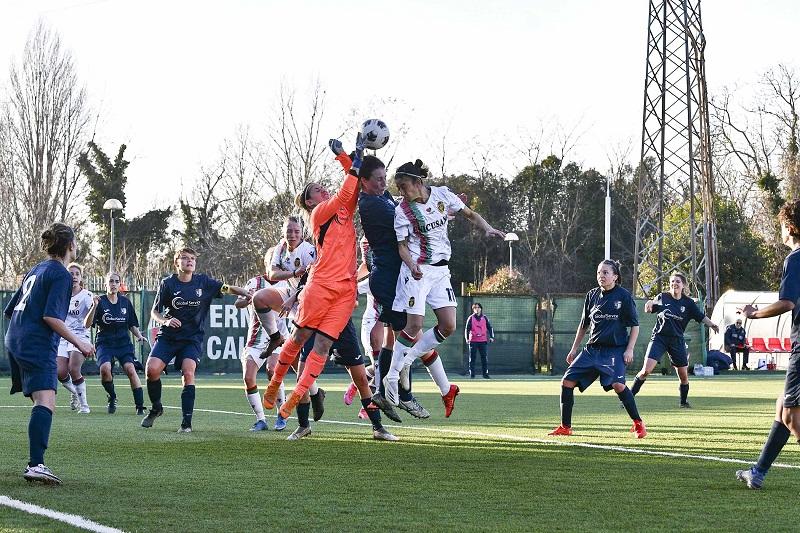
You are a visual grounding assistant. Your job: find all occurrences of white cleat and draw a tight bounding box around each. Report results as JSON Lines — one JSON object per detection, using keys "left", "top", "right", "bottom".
{"left": 287, "top": 426, "right": 311, "bottom": 441}
{"left": 382, "top": 375, "right": 400, "bottom": 406}
{"left": 69, "top": 393, "right": 79, "bottom": 411}
{"left": 373, "top": 427, "right": 399, "bottom": 441}
{"left": 398, "top": 397, "right": 430, "bottom": 419}
{"left": 23, "top": 464, "right": 62, "bottom": 485}
{"left": 78, "top": 405, "right": 91, "bottom": 414}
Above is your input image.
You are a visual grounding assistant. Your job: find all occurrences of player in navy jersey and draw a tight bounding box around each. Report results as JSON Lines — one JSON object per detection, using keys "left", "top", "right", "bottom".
{"left": 548, "top": 259, "right": 648, "bottom": 438}
{"left": 141, "top": 247, "right": 250, "bottom": 432}
{"left": 630, "top": 272, "right": 718, "bottom": 407}
{"left": 84, "top": 272, "right": 148, "bottom": 415}
{"left": 736, "top": 201, "right": 800, "bottom": 489}
{"left": 4, "top": 223, "right": 95, "bottom": 484}
{"left": 357, "top": 156, "right": 431, "bottom": 422}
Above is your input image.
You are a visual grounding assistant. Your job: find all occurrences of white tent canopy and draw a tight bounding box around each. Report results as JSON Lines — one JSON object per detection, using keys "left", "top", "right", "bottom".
{"left": 708, "top": 290, "right": 791, "bottom": 352}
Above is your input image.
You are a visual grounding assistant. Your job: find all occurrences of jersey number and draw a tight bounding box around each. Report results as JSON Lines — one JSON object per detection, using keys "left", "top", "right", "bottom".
{"left": 14, "top": 275, "right": 37, "bottom": 312}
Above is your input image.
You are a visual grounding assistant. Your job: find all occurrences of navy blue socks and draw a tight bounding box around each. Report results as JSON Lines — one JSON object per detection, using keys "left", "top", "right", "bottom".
{"left": 755, "top": 420, "right": 791, "bottom": 474}
{"left": 560, "top": 386, "right": 574, "bottom": 427}
{"left": 181, "top": 385, "right": 195, "bottom": 427}
{"left": 28, "top": 405, "right": 53, "bottom": 467}
{"left": 617, "top": 387, "right": 641, "bottom": 421}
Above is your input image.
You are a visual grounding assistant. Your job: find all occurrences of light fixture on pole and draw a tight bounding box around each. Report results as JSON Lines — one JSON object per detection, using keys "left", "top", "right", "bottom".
{"left": 103, "top": 198, "right": 123, "bottom": 272}
{"left": 504, "top": 232, "right": 519, "bottom": 272}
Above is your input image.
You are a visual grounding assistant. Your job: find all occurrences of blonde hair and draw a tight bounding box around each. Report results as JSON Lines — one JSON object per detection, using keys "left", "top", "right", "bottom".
{"left": 67, "top": 262, "right": 84, "bottom": 275}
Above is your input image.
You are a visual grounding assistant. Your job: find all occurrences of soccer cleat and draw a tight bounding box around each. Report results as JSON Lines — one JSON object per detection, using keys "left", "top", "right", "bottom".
{"left": 382, "top": 375, "right": 400, "bottom": 406}
{"left": 398, "top": 397, "right": 431, "bottom": 419}
{"left": 140, "top": 407, "right": 163, "bottom": 428}
{"left": 136, "top": 406, "right": 146, "bottom": 416}
{"left": 311, "top": 388, "right": 326, "bottom": 421}
{"left": 371, "top": 392, "right": 402, "bottom": 423}
{"left": 262, "top": 380, "right": 282, "bottom": 410}
{"left": 343, "top": 382, "right": 358, "bottom": 406}
{"left": 548, "top": 425, "right": 573, "bottom": 436}
{"left": 259, "top": 332, "right": 284, "bottom": 360}
{"left": 483, "top": 374, "right": 490, "bottom": 379}
{"left": 70, "top": 393, "right": 79, "bottom": 411}
{"left": 442, "top": 384, "right": 460, "bottom": 418}
{"left": 177, "top": 424, "right": 192, "bottom": 433}
{"left": 632, "top": 419, "right": 647, "bottom": 439}
{"left": 399, "top": 363, "right": 411, "bottom": 390}
{"left": 274, "top": 415, "right": 287, "bottom": 431}
{"left": 358, "top": 407, "right": 369, "bottom": 420}
{"left": 679, "top": 402, "right": 692, "bottom": 409}
{"left": 279, "top": 393, "right": 302, "bottom": 420}
{"left": 23, "top": 464, "right": 62, "bottom": 485}
{"left": 249, "top": 419, "right": 268, "bottom": 432}
{"left": 287, "top": 426, "right": 311, "bottom": 441}
{"left": 736, "top": 466, "right": 765, "bottom": 489}
{"left": 79, "top": 405, "right": 91, "bottom": 414}
{"left": 107, "top": 396, "right": 117, "bottom": 414}
{"left": 373, "top": 427, "right": 399, "bottom": 441}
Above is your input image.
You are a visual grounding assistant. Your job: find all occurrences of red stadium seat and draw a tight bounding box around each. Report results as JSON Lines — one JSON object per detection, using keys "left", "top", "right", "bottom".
{"left": 784, "top": 338, "right": 792, "bottom": 351}
{"left": 767, "top": 338, "right": 784, "bottom": 352}
{"left": 750, "top": 338, "right": 769, "bottom": 352}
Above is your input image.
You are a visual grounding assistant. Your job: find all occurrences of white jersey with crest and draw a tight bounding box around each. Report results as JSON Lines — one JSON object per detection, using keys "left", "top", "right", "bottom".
{"left": 394, "top": 186, "right": 465, "bottom": 265}
{"left": 270, "top": 240, "right": 316, "bottom": 291}
{"left": 65, "top": 288, "right": 93, "bottom": 336}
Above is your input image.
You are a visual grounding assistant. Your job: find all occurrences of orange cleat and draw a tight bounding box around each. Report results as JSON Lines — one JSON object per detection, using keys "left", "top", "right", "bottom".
{"left": 262, "top": 380, "right": 282, "bottom": 410}
{"left": 442, "top": 384, "right": 460, "bottom": 418}
{"left": 343, "top": 382, "right": 358, "bottom": 406}
{"left": 548, "top": 425, "right": 573, "bottom": 436}
{"left": 632, "top": 419, "right": 647, "bottom": 439}
{"left": 279, "top": 393, "right": 301, "bottom": 420}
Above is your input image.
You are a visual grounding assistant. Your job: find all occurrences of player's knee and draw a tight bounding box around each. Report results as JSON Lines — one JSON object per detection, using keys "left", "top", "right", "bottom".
{"left": 436, "top": 323, "right": 455, "bottom": 338}
{"left": 611, "top": 383, "right": 626, "bottom": 393}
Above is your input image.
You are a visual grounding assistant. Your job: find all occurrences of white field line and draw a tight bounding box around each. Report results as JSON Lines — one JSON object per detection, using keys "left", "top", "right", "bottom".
{"left": 0, "top": 495, "right": 125, "bottom": 533}
{"left": 159, "top": 405, "right": 800, "bottom": 470}
{"left": 2, "top": 404, "right": 799, "bottom": 470}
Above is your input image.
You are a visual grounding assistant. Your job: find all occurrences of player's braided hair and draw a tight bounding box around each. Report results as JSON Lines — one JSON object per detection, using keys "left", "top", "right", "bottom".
{"left": 41, "top": 223, "right": 74, "bottom": 257}
{"left": 778, "top": 200, "right": 800, "bottom": 239}
{"left": 394, "top": 159, "right": 429, "bottom": 182}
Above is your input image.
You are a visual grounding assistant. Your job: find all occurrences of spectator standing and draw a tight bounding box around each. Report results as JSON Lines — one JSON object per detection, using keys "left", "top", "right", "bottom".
{"left": 465, "top": 303, "right": 494, "bottom": 379}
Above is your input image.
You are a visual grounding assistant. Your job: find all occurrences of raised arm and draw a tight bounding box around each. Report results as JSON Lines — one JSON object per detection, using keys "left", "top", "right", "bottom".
{"left": 460, "top": 206, "right": 505, "bottom": 239}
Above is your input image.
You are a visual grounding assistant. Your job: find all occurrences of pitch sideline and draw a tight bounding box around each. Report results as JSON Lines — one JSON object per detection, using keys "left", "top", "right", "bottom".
{"left": 0, "top": 495, "right": 125, "bottom": 533}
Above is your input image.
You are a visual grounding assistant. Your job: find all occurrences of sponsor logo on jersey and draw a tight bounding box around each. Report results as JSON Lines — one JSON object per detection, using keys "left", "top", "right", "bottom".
{"left": 437, "top": 201, "right": 445, "bottom": 213}
{"left": 171, "top": 297, "right": 202, "bottom": 309}
{"left": 408, "top": 297, "right": 415, "bottom": 307}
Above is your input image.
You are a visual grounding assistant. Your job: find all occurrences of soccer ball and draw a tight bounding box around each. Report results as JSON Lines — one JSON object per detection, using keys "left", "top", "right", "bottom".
{"left": 361, "top": 119, "right": 390, "bottom": 150}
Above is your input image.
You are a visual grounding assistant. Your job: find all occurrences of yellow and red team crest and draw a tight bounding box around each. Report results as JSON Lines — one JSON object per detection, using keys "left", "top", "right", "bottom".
{"left": 437, "top": 201, "right": 445, "bottom": 213}
{"left": 408, "top": 297, "right": 415, "bottom": 307}
{"left": 294, "top": 258, "right": 301, "bottom": 268}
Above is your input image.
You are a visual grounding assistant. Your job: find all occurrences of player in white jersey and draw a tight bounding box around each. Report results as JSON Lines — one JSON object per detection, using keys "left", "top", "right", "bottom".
{"left": 236, "top": 247, "right": 292, "bottom": 431}
{"left": 56, "top": 263, "right": 92, "bottom": 413}
{"left": 251, "top": 216, "right": 316, "bottom": 359}
{"left": 384, "top": 159, "right": 505, "bottom": 417}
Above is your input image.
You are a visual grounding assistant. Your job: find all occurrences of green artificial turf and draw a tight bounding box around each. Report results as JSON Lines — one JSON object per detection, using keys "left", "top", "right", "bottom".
{"left": 0, "top": 374, "right": 797, "bottom": 532}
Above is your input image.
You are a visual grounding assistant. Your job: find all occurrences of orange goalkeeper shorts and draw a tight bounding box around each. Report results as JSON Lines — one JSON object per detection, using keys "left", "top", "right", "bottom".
{"left": 294, "top": 278, "right": 356, "bottom": 340}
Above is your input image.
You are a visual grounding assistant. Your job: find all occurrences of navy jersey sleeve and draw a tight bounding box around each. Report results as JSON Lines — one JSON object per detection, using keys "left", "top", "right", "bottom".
{"left": 153, "top": 279, "right": 169, "bottom": 314}
{"left": 43, "top": 270, "right": 72, "bottom": 320}
{"left": 4, "top": 286, "right": 22, "bottom": 318}
{"left": 622, "top": 291, "right": 639, "bottom": 327}
{"left": 580, "top": 291, "right": 592, "bottom": 329}
{"left": 127, "top": 299, "right": 140, "bottom": 328}
{"left": 205, "top": 276, "right": 224, "bottom": 299}
{"left": 779, "top": 254, "right": 800, "bottom": 305}
{"left": 689, "top": 299, "right": 706, "bottom": 323}
{"left": 649, "top": 293, "right": 664, "bottom": 313}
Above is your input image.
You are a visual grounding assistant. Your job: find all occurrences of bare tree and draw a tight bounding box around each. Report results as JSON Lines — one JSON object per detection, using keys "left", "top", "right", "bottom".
{"left": 0, "top": 22, "right": 89, "bottom": 282}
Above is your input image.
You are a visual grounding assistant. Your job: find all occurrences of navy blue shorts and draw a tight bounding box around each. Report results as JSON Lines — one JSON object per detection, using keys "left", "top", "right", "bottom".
{"left": 300, "top": 319, "right": 363, "bottom": 367}
{"left": 96, "top": 345, "right": 136, "bottom": 368}
{"left": 562, "top": 345, "right": 627, "bottom": 392}
{"left": 150, "top": 338, "right": 202, "bottom": 371}
{"left": 370, "top": 268, "right": 407, "bottom": 331}
{"left": 645, "top": 335, "right": 689, "bottom": 367}
{"left": 10, "top": 352, "right": 57, "bottom": 397}
{"left": 783, "top": 352, "right": 800, "bottom": 408}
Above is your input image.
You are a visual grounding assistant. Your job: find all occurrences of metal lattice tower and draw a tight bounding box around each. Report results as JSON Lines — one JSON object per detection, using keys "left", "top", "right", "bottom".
{"left": 633, "top": 0, "right": 719, "bottom": 309}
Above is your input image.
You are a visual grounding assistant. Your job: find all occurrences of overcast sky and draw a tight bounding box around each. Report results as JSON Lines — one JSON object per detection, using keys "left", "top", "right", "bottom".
{"left": 2, "top": 0, "right": 798, "bottom": 217}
